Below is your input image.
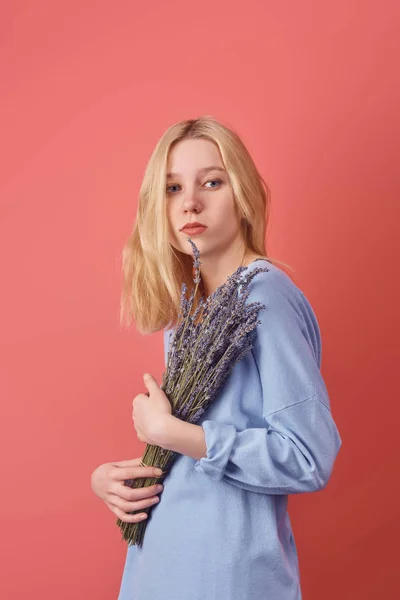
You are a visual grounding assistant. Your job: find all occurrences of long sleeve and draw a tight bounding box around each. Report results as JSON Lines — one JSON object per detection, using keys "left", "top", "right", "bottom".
{"left": 192, "top": 267, "right": 343, "bottom": 495}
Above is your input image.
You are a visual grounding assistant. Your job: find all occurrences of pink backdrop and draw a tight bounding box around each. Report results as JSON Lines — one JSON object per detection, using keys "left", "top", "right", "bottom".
{"left": 1, "top": 1, "right": 399, "bottom": 598}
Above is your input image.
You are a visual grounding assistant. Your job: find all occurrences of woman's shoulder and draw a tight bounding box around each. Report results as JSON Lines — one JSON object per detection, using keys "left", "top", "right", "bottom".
{"left": 243, "top": 258, "right": 305, "bottom": 310}
{"left": 245, "top": 258, "right": 322, "bottom": 367}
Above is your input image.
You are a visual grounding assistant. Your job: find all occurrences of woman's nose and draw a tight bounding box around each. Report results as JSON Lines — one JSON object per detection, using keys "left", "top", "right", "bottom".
{"left": 182, "top": 191, "right": 202, "bottom": 213}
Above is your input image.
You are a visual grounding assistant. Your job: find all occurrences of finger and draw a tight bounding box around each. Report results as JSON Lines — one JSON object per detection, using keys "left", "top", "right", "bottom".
{"left": 111, "top": 458, "right": 142, "bottom": 468}
{"left": 112, "top": 465, "right": 162, "bottom": 482}
{"left": 143, "top": 372, "right": 158, "bottom": 392}
{"left": 117, "top": 482, "right": 163, "bottom": 502}
{"left": 106, "top": 501, "right": 149, "bottom": 524}
{"left": 108, "top": 493, "right": 160, "bottom": 514}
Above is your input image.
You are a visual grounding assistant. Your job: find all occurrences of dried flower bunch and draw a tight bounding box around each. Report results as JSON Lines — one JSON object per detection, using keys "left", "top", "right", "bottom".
{"left": 116, "top": 239, "right": 270, "bottom": 546}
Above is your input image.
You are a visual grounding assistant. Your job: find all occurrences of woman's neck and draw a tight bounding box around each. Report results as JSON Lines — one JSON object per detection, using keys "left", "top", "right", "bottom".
{"left": 199, "top": 249, "right": 263, "bottom": 298}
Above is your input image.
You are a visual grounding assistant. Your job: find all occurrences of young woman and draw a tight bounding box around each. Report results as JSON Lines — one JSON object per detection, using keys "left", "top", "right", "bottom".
{"left": 91, "top": 115, "right": 342, "bottom": 600}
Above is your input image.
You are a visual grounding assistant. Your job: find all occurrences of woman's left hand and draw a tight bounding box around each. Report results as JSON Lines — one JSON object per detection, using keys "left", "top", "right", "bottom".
{"left": 132, "top": 373, "right": 173, "bottom": 445}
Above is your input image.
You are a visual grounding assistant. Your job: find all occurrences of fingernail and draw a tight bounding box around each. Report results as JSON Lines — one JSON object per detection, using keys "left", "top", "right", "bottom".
{"left": 154, "top": 468, "right": 163, "bottom": 476}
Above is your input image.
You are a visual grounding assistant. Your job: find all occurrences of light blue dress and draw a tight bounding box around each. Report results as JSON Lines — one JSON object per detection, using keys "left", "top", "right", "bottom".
{"left": 117, "top": 259, "right": 342, "bottom": 600}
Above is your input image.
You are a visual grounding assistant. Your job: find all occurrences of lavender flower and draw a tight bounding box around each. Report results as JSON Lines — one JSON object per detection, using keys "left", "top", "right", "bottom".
{"left": 116, "top": 240, "right": 269, "bottom": 547}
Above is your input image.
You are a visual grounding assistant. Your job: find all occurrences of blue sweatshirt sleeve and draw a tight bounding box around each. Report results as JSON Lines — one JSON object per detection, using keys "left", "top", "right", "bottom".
{"left": 192, "top": 268, "right": 343, "bottom": 495}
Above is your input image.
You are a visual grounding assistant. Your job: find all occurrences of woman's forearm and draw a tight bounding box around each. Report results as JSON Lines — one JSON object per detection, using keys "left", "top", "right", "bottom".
{"left": 156, "top": 415, "right": 207, "bottom": 461}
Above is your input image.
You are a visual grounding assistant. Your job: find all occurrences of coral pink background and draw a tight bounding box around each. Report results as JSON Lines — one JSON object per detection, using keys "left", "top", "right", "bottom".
{"left": 1, "top": 1, "right": 398, "bottom": 598}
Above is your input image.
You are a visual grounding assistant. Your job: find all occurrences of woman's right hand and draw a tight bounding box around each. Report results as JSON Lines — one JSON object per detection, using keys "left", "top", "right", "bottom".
{"left": 90, "top": 457, "right": 164, "bottom": 523}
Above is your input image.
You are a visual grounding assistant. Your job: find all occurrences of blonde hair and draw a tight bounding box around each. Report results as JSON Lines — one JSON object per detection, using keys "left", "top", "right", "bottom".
{"left": 120, "top": 115, "right": 293, "bottom": 335}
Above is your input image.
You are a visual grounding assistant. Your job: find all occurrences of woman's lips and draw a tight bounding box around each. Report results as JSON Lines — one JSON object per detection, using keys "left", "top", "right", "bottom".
{"left": 181, "top": 226, "right": 208, "bottom": 236}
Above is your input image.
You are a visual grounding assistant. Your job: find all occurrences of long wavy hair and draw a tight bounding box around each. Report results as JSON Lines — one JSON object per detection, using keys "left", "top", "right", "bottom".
{"left": 120, "top": 115, "right": 293, "bottom": 335}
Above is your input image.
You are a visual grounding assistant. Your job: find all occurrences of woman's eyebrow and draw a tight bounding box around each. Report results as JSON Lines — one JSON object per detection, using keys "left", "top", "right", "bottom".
{"left": 166, "top": 166, "right": 226, "bottom": 178}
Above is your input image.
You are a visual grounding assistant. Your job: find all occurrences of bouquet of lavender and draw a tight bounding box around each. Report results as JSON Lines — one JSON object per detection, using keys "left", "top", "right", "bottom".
{"left": 116, "top": 240, "right": 270, "bottom": 547}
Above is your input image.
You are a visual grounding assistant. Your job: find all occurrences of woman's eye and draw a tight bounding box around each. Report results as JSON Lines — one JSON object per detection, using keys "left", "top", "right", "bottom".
{"left": 204, "top": 179, "right": 222, "bottom": 188}
{"left": 166, "top": 184, "right": 180, "bottom": 194}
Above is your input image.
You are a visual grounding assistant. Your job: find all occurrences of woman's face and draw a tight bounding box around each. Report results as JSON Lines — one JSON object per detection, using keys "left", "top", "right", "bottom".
{"left": 166, "top": 138, "right": 244, "bottom": 261}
